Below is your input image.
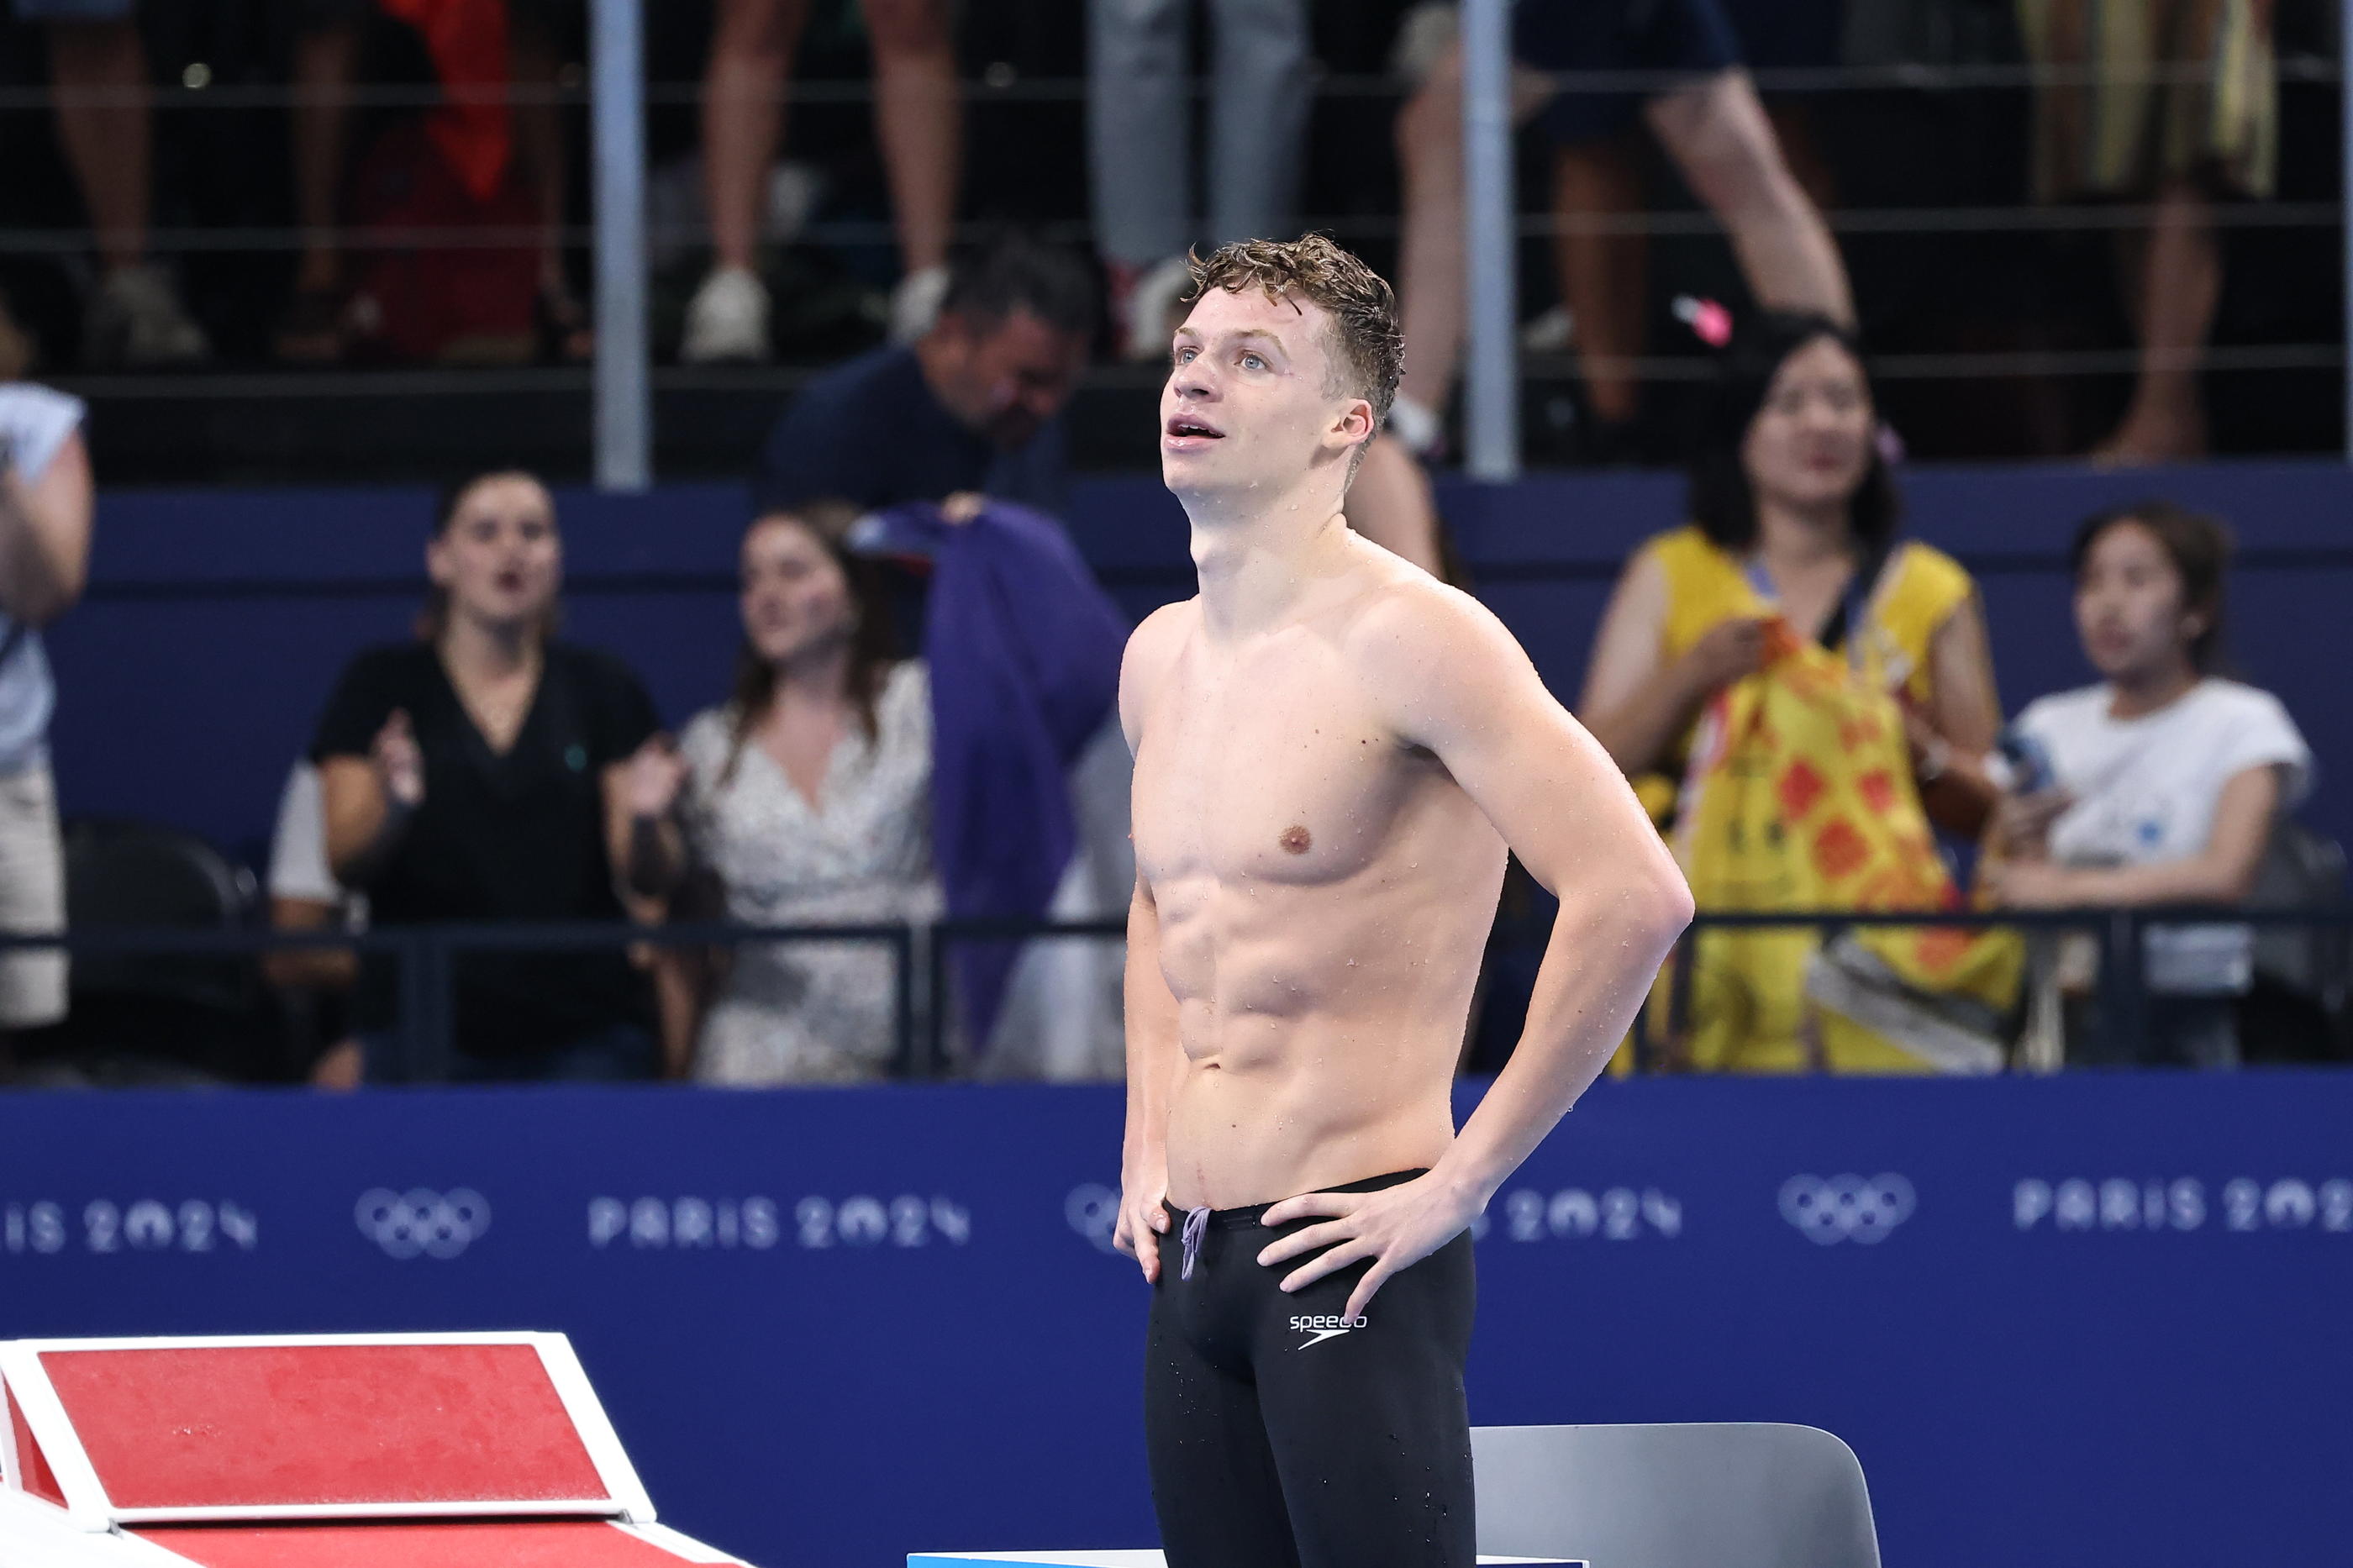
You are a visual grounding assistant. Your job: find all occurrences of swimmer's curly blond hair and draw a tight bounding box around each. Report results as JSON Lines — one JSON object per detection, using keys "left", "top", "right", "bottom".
{"left": 1184, "top": 234, "right": 1403, "bottom": 435}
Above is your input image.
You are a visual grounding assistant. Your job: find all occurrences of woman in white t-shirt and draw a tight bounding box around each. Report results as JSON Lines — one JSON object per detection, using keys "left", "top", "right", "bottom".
{"left": 1985, "top": 500, "right": 2313, "bottom": 1066}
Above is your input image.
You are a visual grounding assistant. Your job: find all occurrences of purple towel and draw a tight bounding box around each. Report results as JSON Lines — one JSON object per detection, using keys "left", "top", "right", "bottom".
{"left": 861, "top": 501, "right": 1129, "bottom": 1050}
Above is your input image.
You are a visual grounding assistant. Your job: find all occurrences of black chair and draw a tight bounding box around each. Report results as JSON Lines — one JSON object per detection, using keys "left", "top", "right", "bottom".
{"left": 2240, "top": 818, "right": 2349, "bottom": 1064}
{"left": 10, "top": 818, "right": 275, "bottom": 1085}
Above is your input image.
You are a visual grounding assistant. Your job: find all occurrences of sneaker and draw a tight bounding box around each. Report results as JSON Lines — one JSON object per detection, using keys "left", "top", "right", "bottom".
{"left": 1519, "top": 303, "right": 1575, "bottom": 354}
{"left": 888, "top": 264, "right": 948, "bottom": 345}
{"left": 682, "top": 265, "right": 771, "bottom": 364}
{"left": 1124, "top": 255, "right": 1195, "bottom": 361}
{"left": 84, "top": 264, "right": 209, "bottom": 369}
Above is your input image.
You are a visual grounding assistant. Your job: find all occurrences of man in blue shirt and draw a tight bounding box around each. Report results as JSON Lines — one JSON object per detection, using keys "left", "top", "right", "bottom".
{"left": 755, "top": 235, "right": 1096, "bottom": 518}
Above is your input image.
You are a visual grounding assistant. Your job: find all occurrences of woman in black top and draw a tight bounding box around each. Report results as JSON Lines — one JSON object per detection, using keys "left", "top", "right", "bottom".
{"left": 312, "top": 470, "right": 666, "bottom": 1083}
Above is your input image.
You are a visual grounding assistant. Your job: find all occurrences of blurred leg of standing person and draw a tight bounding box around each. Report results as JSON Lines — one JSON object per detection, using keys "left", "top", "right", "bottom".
{"left": 1391, "top": 0, "right": 1847, "bottom": 459}
{"left": 1546, "top": 134, "right": 1647, "bottom": 438}
{"left": 1091, "top": 0, "right": 1309, "bottom": 361}
{"left": 2019, "top": 0, "right": 2274, "bottom": 466}
{"left": 687, "top": 0, "right": 962, "bottom": 362}
{"left": 276, "top": 0, "right": 365, "bottom": 362}
{"left": 1644, "top": 70, "right": 1850, "bottom": 326}
{"left": 1089, "top": 0, "right": 1189, "bottom": 359}
{"left": 864, "top": 0, "right": 961, "bottom": 342}
{"left": 20, "top": 1, "right": 209, "bottom": 367}
{"left": 510, "top": 0, "right": 592, "bottom": 362}
{"left": 687, "top": 0, "right": 808, "bottom": 363}
{"left": 1545, "top": 0, "right": 1840, "bottom": 445}
{"left": 1204, "top": 3, "right": 1308, "bottom": 255}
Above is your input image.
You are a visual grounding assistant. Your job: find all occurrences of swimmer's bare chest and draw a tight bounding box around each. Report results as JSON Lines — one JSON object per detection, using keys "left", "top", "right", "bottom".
{"left": 1132, "top": 608, "right": 1505, "bottom": 1208}
{"left": 1132, "top": 612, "right": 1504, "bottom": 1051}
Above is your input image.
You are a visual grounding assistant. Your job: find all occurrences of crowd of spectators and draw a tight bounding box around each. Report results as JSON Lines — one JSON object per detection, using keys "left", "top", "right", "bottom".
{"left": 0, "top": 0, "right": 2324, "bottom": 469}
{"left": 0, "top": 0, "right": 2335, "bottom": 1089}
{"left": 0, "top": 244, "right": 2330, "bottom": 1087}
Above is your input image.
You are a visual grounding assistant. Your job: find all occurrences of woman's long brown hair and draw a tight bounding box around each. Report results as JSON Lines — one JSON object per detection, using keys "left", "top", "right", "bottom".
{"left": 719, "top": 501, "right": 901, "bottom": 788}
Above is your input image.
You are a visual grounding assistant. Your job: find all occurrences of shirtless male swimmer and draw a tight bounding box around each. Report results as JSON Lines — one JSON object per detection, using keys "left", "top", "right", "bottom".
{"left": 1113, "top": 234, "right": 1694, "bottom": 1567}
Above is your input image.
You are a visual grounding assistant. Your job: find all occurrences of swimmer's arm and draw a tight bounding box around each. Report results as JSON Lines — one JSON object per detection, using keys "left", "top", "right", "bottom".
{"left": 1117, "top": 871, "right": 1182, "bottom": 1281}
{"left": 1375, "top": 587, "right": 1693, "bottom": 1199}
{"left": 1260, "top": 588, "right": 1691, "bottom": 1317}
{"left": 1111, "top": 604, "right": 1189, "bottom": 1281}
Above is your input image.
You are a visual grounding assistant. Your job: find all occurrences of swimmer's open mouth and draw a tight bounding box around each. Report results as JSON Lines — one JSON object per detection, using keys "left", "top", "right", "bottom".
{"left": 1166, "top": 415, "right": 1224, "bottom": 440}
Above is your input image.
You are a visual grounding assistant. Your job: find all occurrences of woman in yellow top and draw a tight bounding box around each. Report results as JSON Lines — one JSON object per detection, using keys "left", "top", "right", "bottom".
{"left": 1580, "top": 313, "right": 2006, "bottom": 1071}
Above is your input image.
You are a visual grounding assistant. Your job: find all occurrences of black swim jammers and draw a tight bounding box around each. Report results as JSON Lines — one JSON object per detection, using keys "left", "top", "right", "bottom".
{"left": 1144, "top": 1170, "right": 1477, "bottom": 1568}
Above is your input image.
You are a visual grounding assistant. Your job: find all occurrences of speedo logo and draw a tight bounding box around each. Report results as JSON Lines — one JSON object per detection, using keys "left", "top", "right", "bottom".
{"left": 1290, "top": 1313, "right": 1369, "bottom": 1348}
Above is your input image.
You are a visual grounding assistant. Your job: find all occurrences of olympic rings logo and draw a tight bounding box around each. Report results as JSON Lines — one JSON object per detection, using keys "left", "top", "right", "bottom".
{"left": 1066, "top": 1184, "right": 1122, "bottom": 1254}
{"left": 354, "top": 1188, "right": 492, "bottom": 1260}
{"left": 1778, "top": 1173, "right": 1915, "bottom": 1246}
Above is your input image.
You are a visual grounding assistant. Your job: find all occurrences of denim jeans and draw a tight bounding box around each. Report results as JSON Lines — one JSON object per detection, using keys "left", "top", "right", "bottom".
{"left": 1087, "top": 0, "right": 1311, "bottom": 266}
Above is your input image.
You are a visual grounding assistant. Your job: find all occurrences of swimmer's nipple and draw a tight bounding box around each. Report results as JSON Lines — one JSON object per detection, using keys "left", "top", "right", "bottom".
{"left": 1279, "top": 824, "right": 1312, "bottom": 855}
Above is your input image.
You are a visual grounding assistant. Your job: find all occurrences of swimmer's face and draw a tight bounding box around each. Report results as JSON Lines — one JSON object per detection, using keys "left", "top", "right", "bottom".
{"left": 1742, "top": 334, "right": 1874, "bottom": 518}
{"left": 428, "top": 473, "right": 561, "bottom": 634}
{"left": 740, "top": 514, "right": 856, "bottom": 668}
{"left": 1162, "top": 287, "right": 1372, "bottom": 502}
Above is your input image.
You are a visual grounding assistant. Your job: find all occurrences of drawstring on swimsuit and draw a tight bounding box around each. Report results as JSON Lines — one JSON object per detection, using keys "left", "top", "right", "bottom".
{"left": 1179, "top": 1205, "right": 1209, "bottom": 1281}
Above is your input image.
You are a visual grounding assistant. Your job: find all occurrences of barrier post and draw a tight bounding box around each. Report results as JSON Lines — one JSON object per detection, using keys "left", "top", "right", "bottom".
{"left": 2098, "top": 908, "right": 2148, "bottom": 1066}
{"left": 926, "top": 926, "right": 952, "bottom": 1078}
{"left": 1461, "top": 0, "right": 1520, "bottom": 481}
{"left": 891, "top": 923, "right": 918, "bottom": 1079}
{"left": 395, "top": 929, "right": 454, "bottom": 1084}
{"left": 591, "top": 0, "right": 650, "bottom": 490}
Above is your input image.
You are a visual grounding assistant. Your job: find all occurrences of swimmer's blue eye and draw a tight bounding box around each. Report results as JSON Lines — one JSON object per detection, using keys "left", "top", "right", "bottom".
{"left": 1241, "top": 353, "right": 1266, "bottom": 371}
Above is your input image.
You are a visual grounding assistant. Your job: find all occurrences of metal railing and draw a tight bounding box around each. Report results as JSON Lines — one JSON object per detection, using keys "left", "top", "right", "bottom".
{"left": 2, "top": 904, "right": 2345, "bottom": 1084}
{"left": 0, "top": 0, "right": 2342, "bottom": 475}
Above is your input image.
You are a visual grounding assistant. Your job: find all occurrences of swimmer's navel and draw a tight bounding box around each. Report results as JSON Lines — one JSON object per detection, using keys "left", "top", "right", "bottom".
{"left": 1279, "top": 825, "right": 1312, "bottom": 855}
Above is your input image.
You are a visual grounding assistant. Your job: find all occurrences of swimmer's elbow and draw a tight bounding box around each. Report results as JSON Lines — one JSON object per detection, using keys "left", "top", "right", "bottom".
{"left": 1630, "top": 862, "right": 1696, "bottom": 943}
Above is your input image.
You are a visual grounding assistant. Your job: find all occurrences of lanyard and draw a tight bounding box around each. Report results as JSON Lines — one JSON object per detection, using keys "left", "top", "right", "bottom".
{"left": 1743, "top": 547, "right": 1888, "bottom": 676}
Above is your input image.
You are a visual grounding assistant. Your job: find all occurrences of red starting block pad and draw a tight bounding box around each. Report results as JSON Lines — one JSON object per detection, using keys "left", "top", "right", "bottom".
{"left": 0, "top": 1334, "right": 750, "bottom": 1567}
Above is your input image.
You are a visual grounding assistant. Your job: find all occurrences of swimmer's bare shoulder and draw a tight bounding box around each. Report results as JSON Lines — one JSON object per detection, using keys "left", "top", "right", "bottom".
{"left": 1118, "top": 598, "right": 1198, "bottom": 755}
{"left": 1334, "top": 541, "right": 1591, "bottom": 787}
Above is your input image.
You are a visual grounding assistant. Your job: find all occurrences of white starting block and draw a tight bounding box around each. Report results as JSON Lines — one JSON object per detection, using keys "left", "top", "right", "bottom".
{"left": 903, "top": 1544, "right": 1581, "bottom": 1554}
{"left": 0, "top": 1333, "right": 752, "bottom": 1567}
{"left": 910, "top": 1555, "right": 1585, "bottom": 1565}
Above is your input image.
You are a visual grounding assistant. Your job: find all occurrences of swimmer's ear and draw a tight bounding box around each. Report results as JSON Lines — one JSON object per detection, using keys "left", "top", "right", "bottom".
{"left": 1329, "top": 396, "right": 1375, "bottom": 452}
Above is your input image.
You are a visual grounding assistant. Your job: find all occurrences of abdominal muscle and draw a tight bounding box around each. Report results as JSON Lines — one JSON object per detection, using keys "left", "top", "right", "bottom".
{"left": 1155, "top": 870, "right": 1495, "bottom": 1211}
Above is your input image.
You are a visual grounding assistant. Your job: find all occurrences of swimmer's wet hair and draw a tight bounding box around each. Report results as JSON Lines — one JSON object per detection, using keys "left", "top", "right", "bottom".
{"left": 1185, "top": 235, "right": 1403, "bottom": 437}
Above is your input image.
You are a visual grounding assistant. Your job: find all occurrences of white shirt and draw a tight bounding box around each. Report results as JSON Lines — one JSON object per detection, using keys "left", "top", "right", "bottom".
{"left": 266, "top": 760, "right": 367, "bottom": 925}
{"left": 2016, "top": 679, "right": 2314, "bottom": 993}
{"left": 0, "top": 383, "right": 84, "bottom": 775}
{"left": 677, "top": 660, "right": 940, "bottom": 1083}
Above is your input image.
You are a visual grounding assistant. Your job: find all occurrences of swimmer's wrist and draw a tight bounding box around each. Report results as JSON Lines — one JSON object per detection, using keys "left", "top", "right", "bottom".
{"left": 1424, "top": 1155, "right": 1502, "bottom": 1213}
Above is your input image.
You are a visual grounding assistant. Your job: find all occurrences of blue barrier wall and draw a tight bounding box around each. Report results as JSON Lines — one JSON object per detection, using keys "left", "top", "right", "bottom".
{"left": 1, "top": 1076, "right": 2347, "bottom": 1568}
{"left": 42, "top": 460, "right": 2353, "bottom": 860}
